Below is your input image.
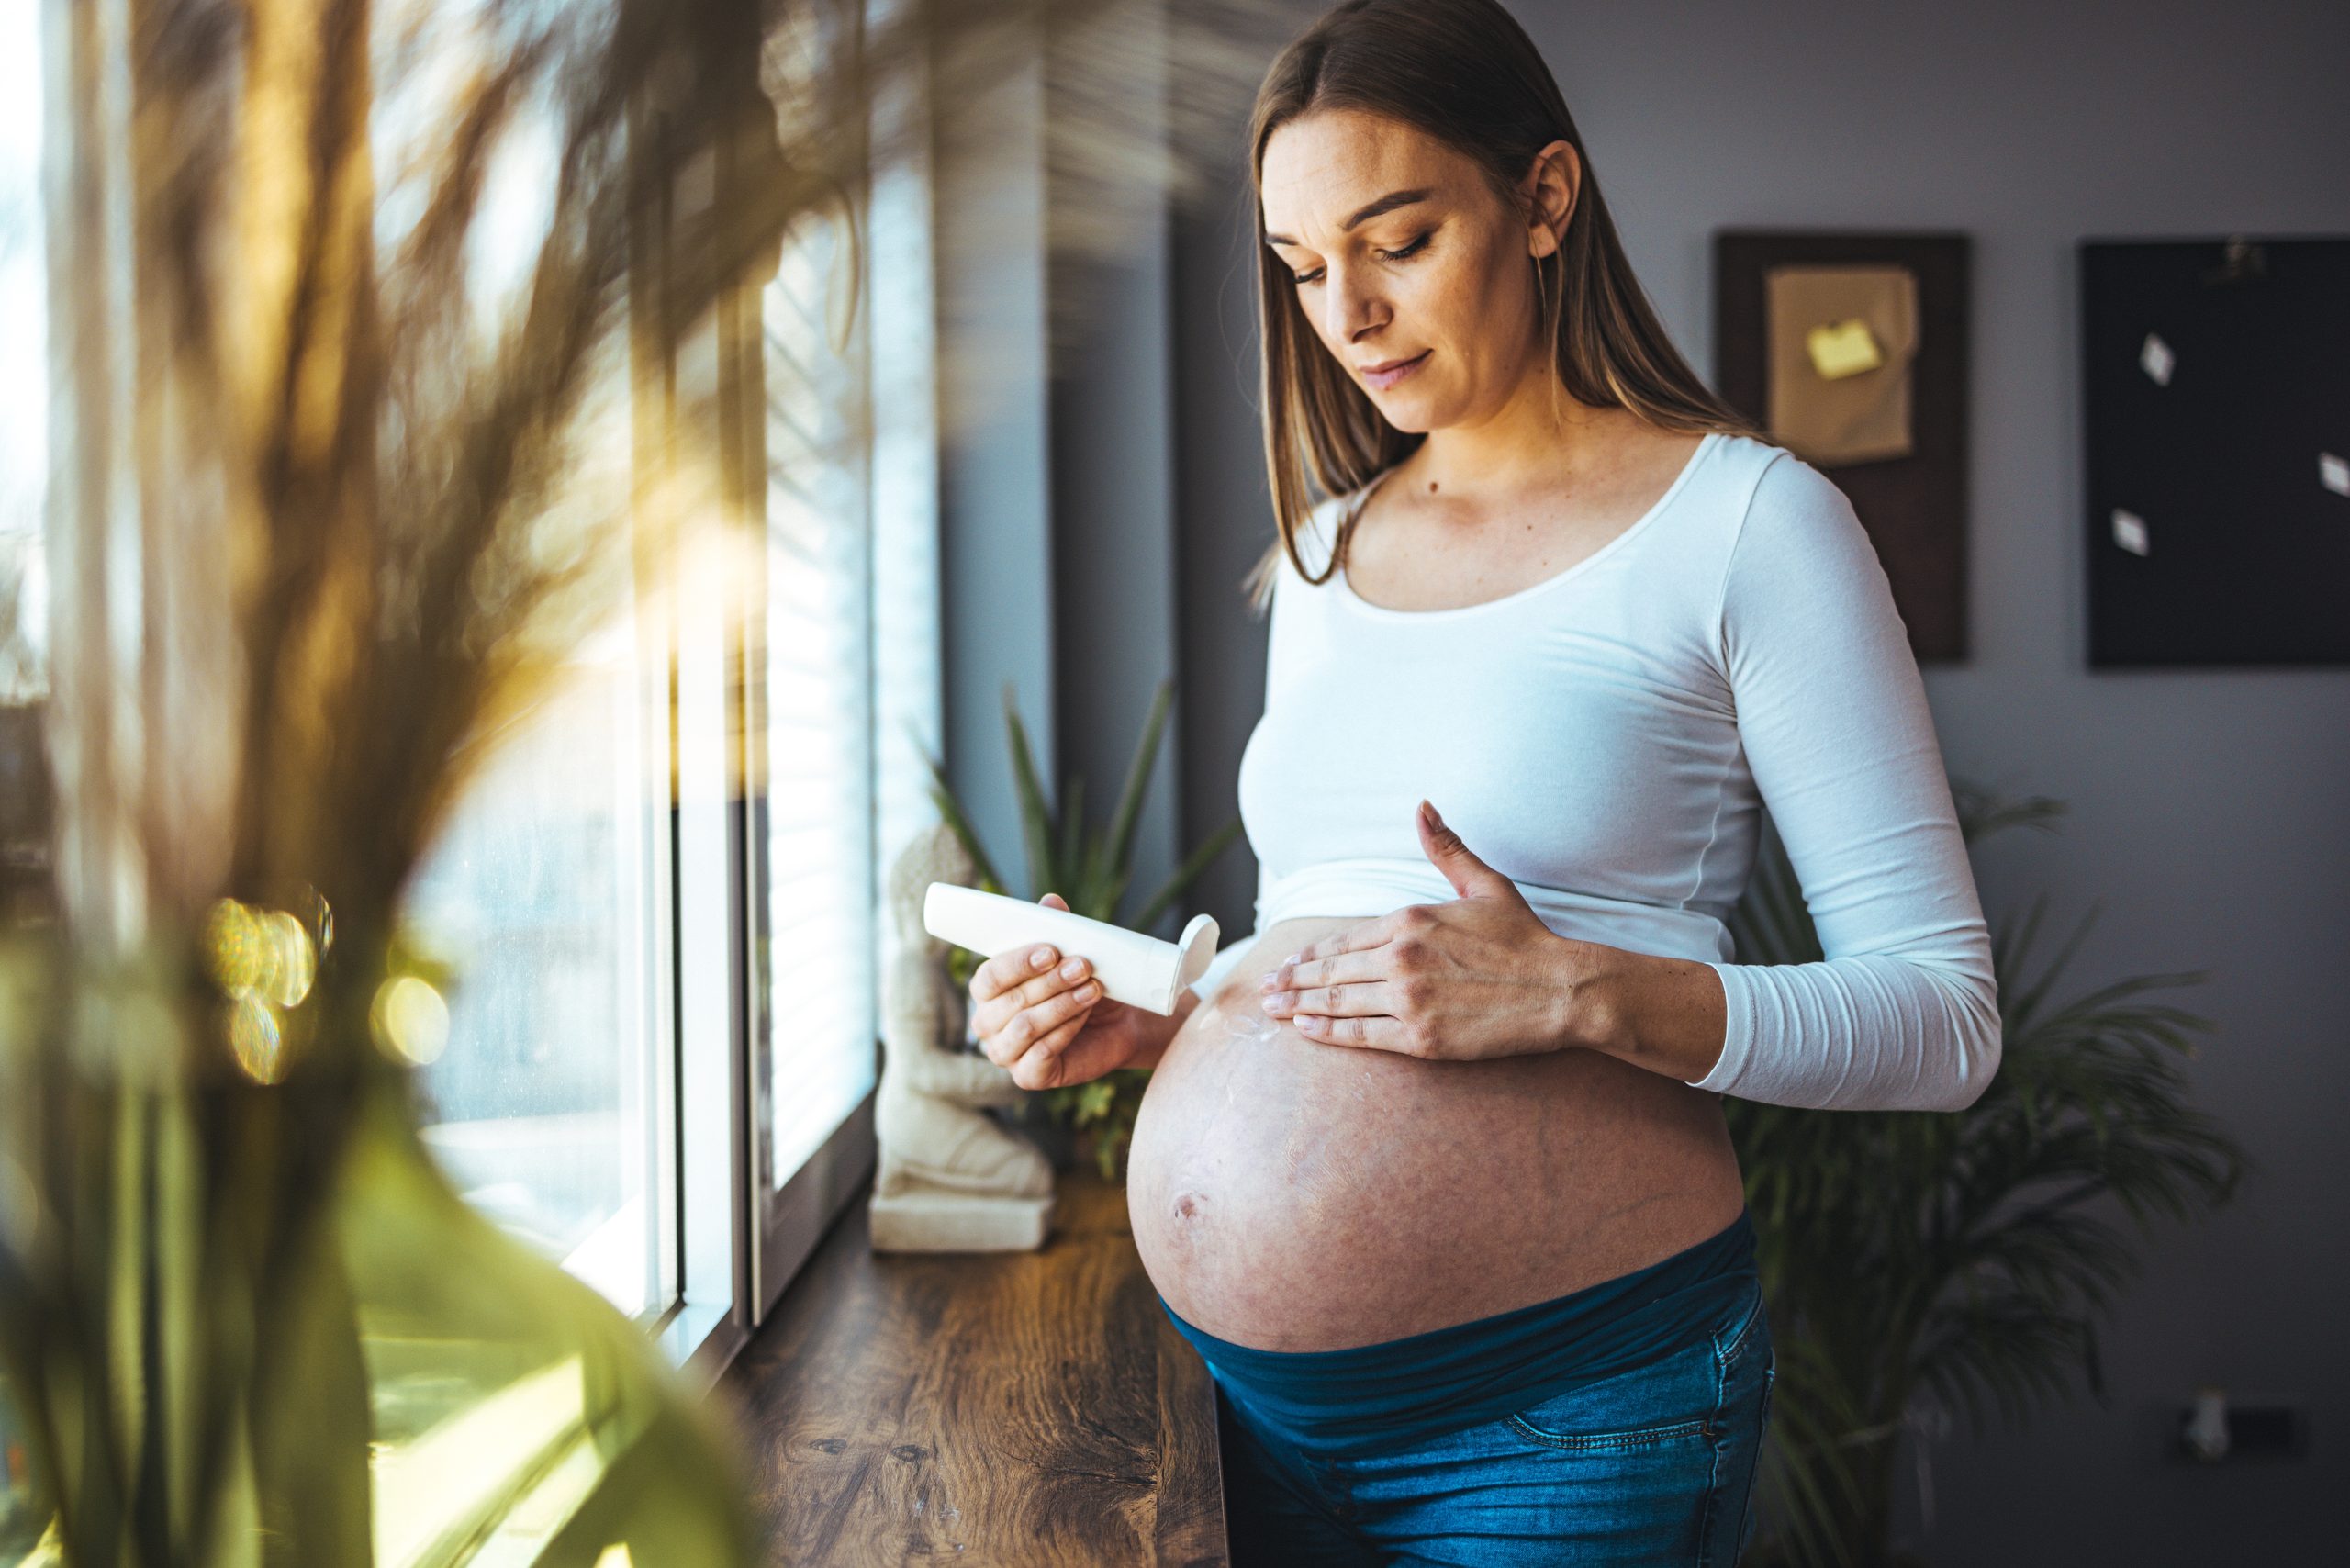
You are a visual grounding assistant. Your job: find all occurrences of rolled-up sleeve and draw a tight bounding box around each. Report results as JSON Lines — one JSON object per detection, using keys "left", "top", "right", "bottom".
{"left": 1691, "top": 453, "right": 2001, "bottom": 1112}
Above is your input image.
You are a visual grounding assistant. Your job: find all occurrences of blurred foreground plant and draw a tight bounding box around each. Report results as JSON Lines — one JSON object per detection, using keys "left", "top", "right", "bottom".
{"left": 0, "top": 0, "right": 1281, "bottom": 1560}
{"left": 0, "top": 920, "right": 756, "bottom": 1567}
{"left": 1724, "top": 781, "right": 2247, "bottom": 1568}
{"left": 921, "top": 678, "right": 1243, "bottom": 1181}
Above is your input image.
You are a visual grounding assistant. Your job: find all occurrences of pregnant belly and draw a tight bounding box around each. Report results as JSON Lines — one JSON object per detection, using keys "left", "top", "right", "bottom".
{"left": 1125, "top": 917, "right": 1746, "bottom": 1352}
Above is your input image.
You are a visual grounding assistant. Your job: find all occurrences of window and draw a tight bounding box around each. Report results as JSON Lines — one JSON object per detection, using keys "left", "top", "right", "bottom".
{"left": 744, "top": 0, "right": 943, "bottom": 1315}
{"left": 18, "top": 0, "right": 937, "bottom": 1384}
{"left": 388, "top": 0, "right": 939, "bottom": 1345}
{"left": 404, "top": 610, "right": 677, "bottom": 1322}
{"left": 756, "top": 118, "right": 879, "bottom": 1198}
{"left": 380, "top": 16, "right": 683, "bottom": 1328}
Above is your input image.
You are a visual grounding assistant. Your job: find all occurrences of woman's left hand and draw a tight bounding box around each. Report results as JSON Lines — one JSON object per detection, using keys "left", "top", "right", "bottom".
{"left": 1257, "top": 801, "right": 1602, "bottom": 1062}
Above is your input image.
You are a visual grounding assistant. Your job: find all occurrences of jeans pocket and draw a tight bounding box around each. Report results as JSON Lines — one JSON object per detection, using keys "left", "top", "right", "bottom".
{"left": 1711, "top": 1277, "right": 1768, "bottom": 1373}
{"left": 1499, "top": 1334, "right": 1719, "bottom": 1453}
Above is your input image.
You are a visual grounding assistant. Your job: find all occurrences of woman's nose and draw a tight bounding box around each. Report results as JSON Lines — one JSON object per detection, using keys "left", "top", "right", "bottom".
{"left": 1322, "top": 263, "right": 1384, "bottom": 344}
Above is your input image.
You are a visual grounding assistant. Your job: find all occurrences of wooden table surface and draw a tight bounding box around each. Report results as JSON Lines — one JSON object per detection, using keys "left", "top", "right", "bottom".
{"left": 724, "top": 1166, "right": 1229, "bottom": 1567}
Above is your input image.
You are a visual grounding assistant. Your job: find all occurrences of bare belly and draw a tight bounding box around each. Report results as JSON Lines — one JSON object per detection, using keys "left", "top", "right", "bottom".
{"left": 1125, "top": 916, "right": 1748, "bottom": 1351}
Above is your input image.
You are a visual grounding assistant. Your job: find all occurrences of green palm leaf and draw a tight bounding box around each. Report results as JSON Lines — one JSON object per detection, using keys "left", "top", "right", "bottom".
{"left": 1101, "top": 679, "right": 1175, "bottom": 893}
{"left": 1131, "top": 816, "right": 1244, "bottom": 935}
{"left": 1001, "top": 682, "right": 1060, "bottom": 901}
{"left": 911, "top": 722, "right": 1006, "bottom": 895}
{"left": 1057, "top": 774, "right": 1087, "bottom": 898}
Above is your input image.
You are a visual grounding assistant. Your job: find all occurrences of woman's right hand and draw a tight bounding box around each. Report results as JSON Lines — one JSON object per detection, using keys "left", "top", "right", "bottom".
{"left": 968, "top": 892, "right": 1166, "bottom": 1092}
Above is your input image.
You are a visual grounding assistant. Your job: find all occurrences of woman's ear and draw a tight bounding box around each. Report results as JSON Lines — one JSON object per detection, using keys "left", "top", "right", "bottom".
{"left": 1521, "top": 139, "right": 1580, "bottom": 258}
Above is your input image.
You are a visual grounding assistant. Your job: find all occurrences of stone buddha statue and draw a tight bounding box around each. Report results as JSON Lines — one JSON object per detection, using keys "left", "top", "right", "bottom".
{"left": 869, "top": 820, "right": 1056, "bottom": 1251}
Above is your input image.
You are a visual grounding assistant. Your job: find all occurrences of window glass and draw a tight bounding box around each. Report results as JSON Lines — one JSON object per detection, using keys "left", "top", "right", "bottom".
{"left": 374, "top": 3, "right": 675, "bottom": 1323}
{"left": 403, "top": 604, "right": 671, "bottom": 1317}
{"left": 760, "top": 183, "right": 880, "bottom": 1188}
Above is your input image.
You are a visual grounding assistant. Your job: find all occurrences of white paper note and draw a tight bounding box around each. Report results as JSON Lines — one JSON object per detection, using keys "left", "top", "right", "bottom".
{"left": 2139, "top": 333, "right": 2175, "bottom": 386}
{"left": 2111, "top": 508, "right": 2150, "bottom": 556}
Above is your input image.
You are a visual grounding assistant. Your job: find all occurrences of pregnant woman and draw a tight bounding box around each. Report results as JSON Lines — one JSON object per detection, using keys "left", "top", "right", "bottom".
{"left": 966, "top": 1, "right": 2001, "bottom": 1562}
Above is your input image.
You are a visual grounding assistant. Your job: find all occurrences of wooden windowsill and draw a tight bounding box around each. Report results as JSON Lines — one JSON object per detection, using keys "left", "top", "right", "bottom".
{"left": 724, "top": 1165, "right": 1229, "bottom": 1565}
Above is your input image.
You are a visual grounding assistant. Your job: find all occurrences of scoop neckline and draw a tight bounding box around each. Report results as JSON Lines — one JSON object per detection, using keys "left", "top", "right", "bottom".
{"left": 1332, "top": 431, "right": 1719, "bottom": 620}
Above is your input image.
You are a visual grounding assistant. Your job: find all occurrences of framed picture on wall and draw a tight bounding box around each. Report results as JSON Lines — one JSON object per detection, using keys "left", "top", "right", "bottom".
{"left": 1712, "top": 230, "right": 1972, "bottom": 664}
{"left": 2080, "top": 236, "right": 2350, "bottom": 667}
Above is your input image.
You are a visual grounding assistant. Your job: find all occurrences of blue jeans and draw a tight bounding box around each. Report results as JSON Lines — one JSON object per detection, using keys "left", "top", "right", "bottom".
{"left": 1214, "top": 1277, "right": 1777, "bottom": 1566}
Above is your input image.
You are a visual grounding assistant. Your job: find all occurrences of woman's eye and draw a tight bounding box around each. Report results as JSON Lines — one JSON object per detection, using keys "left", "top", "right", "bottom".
{"left": 1291, "top": 232, "right": 1433, "bottom": 287}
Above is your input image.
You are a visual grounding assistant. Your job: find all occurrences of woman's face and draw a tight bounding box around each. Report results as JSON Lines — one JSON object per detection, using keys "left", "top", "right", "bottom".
{"left": 1259, "top": 108, "right": 1573, "bottom": 433}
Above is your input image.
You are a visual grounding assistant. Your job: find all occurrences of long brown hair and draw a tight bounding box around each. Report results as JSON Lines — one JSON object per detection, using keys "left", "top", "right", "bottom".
{"left": 1241, "top": 0, "right": 1759, "bottom": 612}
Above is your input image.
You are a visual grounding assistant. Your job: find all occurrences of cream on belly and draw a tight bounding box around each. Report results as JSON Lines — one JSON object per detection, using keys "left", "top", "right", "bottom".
{"left": 1122, "top": 920, "right": 1747, "bottom": 1352}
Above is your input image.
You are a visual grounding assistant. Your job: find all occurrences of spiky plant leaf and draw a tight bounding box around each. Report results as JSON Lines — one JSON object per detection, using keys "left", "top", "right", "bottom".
{"left": 1000, "top": 682, "right": 1060, "bottom": 902}
{"left": 918, "top": 745, "right": 1007, "bottom": 897}
{"left": 1101, "top": 679, "right": 1175, "bottom": 892}
{"left": 1130, "top": 815, "right": 1244, "bottom": 935}
{"left": 1057, "top": 775, "right": 1087, "bottom": 897}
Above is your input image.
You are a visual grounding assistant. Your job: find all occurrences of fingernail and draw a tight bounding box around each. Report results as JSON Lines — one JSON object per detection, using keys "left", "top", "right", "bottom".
{"left": 1032, "top": 947, "right": 1054, "bottom": 969}
{"left": 1075, "top": 980, "right": 1100, "bottom": 1002}
{"left": 1060, "top": 957, "right": 1086, "bottom": 980}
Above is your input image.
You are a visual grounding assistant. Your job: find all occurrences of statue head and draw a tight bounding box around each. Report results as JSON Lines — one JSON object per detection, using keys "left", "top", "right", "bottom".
{"left": 887, "top": 818, "right": 982, "bottom": 951}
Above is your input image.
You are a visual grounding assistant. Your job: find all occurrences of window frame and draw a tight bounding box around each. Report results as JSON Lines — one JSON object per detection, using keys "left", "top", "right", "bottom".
{"left": 655, "top": 0, "right": 934, "bottom": 1373}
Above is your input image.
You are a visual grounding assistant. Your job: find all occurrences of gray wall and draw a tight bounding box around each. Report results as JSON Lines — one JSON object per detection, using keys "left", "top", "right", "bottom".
{"left": 1166, "top": 1, "right": 2350, "bottom": 1560}
{"left": 1047, "top": 2, "right": 1185, "bottom": 935}
{"left": 940, "top": 1, "right": 1190, "bottom": 928}
{"left": 938, "top": 19, "right": 1058, "bottom": 881}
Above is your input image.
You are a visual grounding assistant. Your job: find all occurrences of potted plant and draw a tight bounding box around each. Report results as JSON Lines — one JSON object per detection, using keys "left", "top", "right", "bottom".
{"left": 1723, "top": 780, "right": 2247, "bottom": 1568}
{"left": 918, "top": 678, "right": 1243, "bottom": 1181}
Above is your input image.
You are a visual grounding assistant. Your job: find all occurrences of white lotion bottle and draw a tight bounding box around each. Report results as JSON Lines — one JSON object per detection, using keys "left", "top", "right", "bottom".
{"left": 922, "top": 883, "right": 1219, "bottom": 1017}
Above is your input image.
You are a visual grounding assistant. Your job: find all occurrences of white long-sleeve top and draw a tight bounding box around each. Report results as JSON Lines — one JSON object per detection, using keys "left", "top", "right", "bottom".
{"left": 1189, "top": 431, "right": 2000, "bottom": 1112}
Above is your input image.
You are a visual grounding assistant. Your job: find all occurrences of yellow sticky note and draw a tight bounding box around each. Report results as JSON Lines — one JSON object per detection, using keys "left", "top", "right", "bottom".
{"left": 1806, "top": 319, "right": 1884, "bottom": 381}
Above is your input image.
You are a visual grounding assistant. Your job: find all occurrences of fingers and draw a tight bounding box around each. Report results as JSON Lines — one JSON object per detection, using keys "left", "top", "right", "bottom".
{"left": 973, "top": 939, "right": 1066, "bottom": 1004}
{"left": 1292, "top": 1011, "right": 1420, "bottom": 1056}
{"left": 974, "top": 964, "right": 1102, "bottom": 1072}
{"left": 1005, "top": 1008, "right": 1092, "bottom": 1089}
{"left": 968, "top": 891, "right": 1074, "bottom": 1002}
{"left": 1282, "top": 907, "right": 1419, "bottom": 980}
{"left": 973, "top": 949, "right": 1094, "bottom": 1037}
{"left": 994, "top": 983, "right": 1102, "bottom": 1086}
{"left": 1269, "top": 944, "right": 1382, "bottom": 995}
{"left": 964, "top": 891, "right": 1104, "bottom": 1084}
{"left": 1261, "top": 976, "right": 1400, "bottom": 1021}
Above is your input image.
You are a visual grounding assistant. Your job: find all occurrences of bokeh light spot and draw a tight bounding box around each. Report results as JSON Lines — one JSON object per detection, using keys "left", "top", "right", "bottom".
{"left": 203, "top": 899, "right": 264, "bottom": 993}
{"left": 260, "top": 909, "right": 316, "bottom": 1008}
{"left": 228, "top": 994, "right": 285, "bottom": 1083}
{"left": 371, "top": 976, "right": 450, "bottom": 1066}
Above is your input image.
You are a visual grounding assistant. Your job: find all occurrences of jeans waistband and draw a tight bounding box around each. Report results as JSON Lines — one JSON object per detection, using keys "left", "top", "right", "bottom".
{"left": 1159, "top": 1206, "right": 1758, "bottom": 1461}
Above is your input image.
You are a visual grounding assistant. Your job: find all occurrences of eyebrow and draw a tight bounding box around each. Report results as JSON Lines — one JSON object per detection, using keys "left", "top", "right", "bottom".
{"left": 1264, "top": 187, "right": 1432, "bottom": 248}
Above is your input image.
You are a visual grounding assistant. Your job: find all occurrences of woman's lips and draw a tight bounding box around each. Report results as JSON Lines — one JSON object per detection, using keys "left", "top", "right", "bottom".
{"left": 1362, "top": 350, "right": 1430, "bottom": 391}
